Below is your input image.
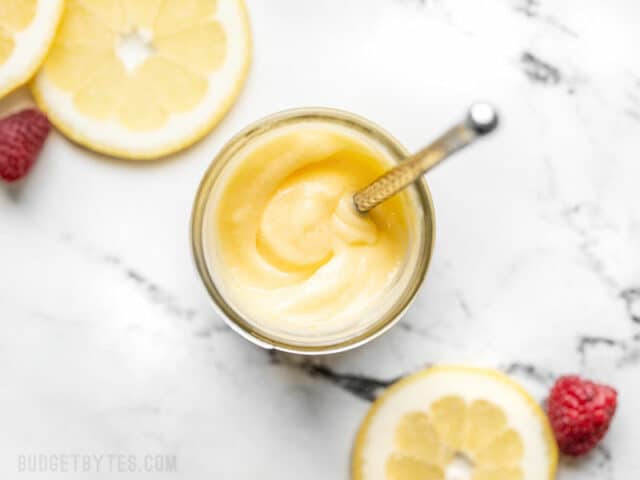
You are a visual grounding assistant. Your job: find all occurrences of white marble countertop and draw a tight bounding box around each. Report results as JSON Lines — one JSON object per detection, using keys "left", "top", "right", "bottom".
{"left": 1, "top": 0, "right": 639, "bottom": 478}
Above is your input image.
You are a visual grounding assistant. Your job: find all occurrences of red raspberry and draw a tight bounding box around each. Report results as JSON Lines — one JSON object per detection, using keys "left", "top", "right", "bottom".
{"left": 547, "top": 375, "right": 617, "bottom": 456}
{"left": 0, "top": 108, "right": 51, "bottom": 182}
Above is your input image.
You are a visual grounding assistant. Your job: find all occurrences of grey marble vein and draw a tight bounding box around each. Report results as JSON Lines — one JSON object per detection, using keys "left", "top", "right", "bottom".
{"left": 269, "top": 352, "right": 399, "bottom": 402}
{"left": 578, "top": 335, "right": 640, "bottom": 368}
{"left": 561, "top": 444, "right": 614, "bottom": 479}
{"left": 521, "top": 51, "right": 562, "bottom": 86}
{"left": 512, "top": 0, "right": 578, "bottom": 37}
{"left": 57, "top": 232, "right": 229, "bottom": 337}
{"left": 123, "top": 267, "right": 197, "bottom": 322}
{"left": 561, "top": 204, "right": 619, "bottom": 290}
{"left": 625, "top": 76, "right": 640, "bottom": 121}
{"left": 503, "top": 362, "right": 557, "bottom": 386}
{"left": 620, "top": 288, "right": 640, "bottom": 324}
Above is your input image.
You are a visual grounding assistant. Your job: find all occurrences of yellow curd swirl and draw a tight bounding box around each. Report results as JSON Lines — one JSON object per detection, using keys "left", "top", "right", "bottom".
{"left": 208, "top": 125, "right": 415, "bottom": 339}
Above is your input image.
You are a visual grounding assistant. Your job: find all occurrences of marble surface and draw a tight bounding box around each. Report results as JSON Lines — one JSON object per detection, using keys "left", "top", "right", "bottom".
{"left": 1, "top": 0, "right": 639, "bottom": 478}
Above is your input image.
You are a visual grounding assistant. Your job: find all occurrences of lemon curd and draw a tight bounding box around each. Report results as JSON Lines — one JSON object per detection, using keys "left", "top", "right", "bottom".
{"left": 203, "top": 119, "right": 424, "bottom": 344}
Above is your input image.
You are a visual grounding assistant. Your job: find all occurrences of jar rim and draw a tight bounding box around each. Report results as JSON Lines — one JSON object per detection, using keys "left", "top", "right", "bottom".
{"left": 190, "top": 107, "right": 436, "bottom": 355}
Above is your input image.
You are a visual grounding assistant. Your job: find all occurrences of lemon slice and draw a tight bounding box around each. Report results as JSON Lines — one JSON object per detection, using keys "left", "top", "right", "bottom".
{"left": 32, "top": 0, "right": 251, "bottom": 159}
{"left": 0, "top": 0, "right": 65, "bottom": 98}
{"left": 352, "top": 366, "right": 558, "bottom": 480}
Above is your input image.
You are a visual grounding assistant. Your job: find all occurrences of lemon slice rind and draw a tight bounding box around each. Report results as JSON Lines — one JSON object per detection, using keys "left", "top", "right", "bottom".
{"left": 0, "top": 0, "right": 65, "bottom": 99}
{"left": 352, "top": 365, "right": 558, "bottom": 480}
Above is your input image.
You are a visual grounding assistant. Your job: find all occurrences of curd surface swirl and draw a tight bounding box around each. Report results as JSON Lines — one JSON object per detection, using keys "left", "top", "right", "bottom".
{"left": 207, "top": 123, "right": 418, "bottom": 339}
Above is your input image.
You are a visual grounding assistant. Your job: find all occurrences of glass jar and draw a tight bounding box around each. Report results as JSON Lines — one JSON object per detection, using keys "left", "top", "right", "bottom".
{"left": 191, "top": 108, "right": 435, "bottom": 354}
